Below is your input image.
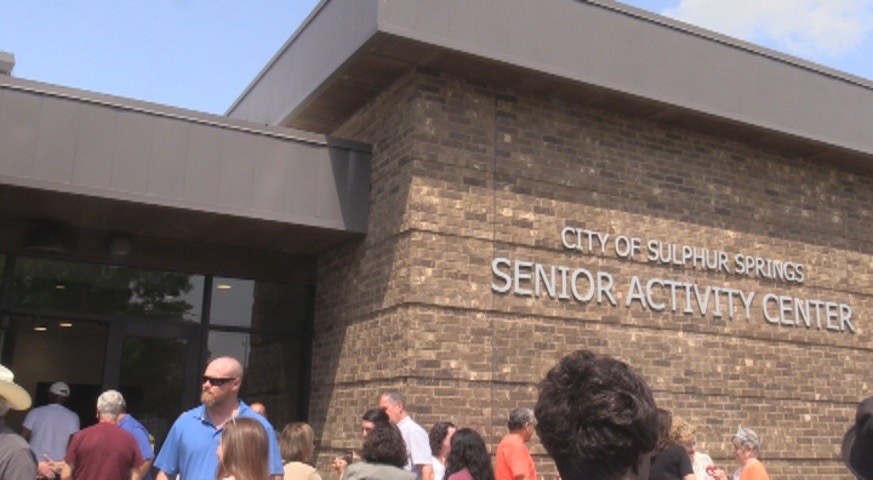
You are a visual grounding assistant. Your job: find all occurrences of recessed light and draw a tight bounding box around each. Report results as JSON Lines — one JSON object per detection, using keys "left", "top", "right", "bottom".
{"left": 55, "top": 284, "right": 66, "bottom": 290}
{"left": 216, "top": 284, "right": 232, "bottom": 290}
{"left": 34, "top": 326, "right": 47, "bottom": 332}
{"left": 59, "top": 323, "right": 73, "bottom": 328}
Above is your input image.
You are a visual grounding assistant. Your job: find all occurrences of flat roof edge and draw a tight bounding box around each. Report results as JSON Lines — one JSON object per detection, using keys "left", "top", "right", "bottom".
{"left": 586, "top": 0, "right": 873, "bottom": 91}
{"left": 371, "top": 0, "right": 873, "bottom": 157}
{"left": 232, "top": 0, "right": 873, "bottom": 159}
{"left": 226, "top": 0, "right": 332, "bottom": 116}
{"left": 0, "top": 75, "right": 369, "bottom": 153}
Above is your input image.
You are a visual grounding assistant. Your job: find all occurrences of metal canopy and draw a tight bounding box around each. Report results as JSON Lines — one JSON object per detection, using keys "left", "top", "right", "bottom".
{"left": 229, "top": 0, "right": 873, "bottom": 171}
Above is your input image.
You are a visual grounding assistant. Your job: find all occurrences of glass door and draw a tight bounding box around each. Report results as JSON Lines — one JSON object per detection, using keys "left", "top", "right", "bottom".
{"left": 103, "top": 319, "right": 200, "bottom": 450}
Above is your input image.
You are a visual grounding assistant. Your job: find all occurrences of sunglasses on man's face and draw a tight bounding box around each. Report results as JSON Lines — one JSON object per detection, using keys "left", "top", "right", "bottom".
{"left": 202, "top": 376, "right": 236, "bottom": 386}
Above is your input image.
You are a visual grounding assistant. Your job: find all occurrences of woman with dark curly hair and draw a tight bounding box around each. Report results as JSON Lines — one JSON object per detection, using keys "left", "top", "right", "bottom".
{"left": 333, "top": 408, "right": 393, "bottom": 478}
{"left": 343, "top": 422, "right": 415, "bottom": 480}
{"left": 430, "top": 421, "right": 456, "bottom": 480}
{"left": 444, "top": 428, "right": 494, "bottom": 480}
{"left": 535, "top": 349, "right": 659, "bottom": 480}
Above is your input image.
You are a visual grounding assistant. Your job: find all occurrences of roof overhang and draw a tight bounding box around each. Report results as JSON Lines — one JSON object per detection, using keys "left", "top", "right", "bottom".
{"left": 0, "top": 75, "right": 371, "bottom": 260}
{"left": 229, "top": 0, "right": 873, "bottom": 171}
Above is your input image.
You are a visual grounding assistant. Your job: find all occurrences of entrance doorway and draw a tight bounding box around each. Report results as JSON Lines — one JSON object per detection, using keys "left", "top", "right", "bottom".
{"left": 2, "top": 314, "right": 197, "bottom": 451}
{"left": 0, "top": 253, "right": 316, "bottom": 445}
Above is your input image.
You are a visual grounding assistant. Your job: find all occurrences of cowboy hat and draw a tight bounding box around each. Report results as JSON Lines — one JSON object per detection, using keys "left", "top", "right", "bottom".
{"left": 0, "top": 364, "right": 32, "bottom": 410}
{"left": 843, "top": 397, "right": 873, "bottom": 480}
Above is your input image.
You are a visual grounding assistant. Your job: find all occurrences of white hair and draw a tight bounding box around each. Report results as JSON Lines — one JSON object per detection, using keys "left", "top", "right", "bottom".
{"left": 97, "top": 390, "right": 126, "bottom": 417}
{"left": 0, "top": 398, "right": 9, "bottom": 417}
{"left": 732, "top": 424, "right": 762, "bottom": 457}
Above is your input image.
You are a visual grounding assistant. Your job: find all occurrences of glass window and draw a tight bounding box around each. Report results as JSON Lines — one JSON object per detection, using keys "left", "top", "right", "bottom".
{"left": 209, "top": 278, "right": 311, "bottom": 333}
{"left": 11, "top": 257, "right": 203, "bottom": 322}
{"left": 207, "top": 330, "right": 308, "bottom": 426}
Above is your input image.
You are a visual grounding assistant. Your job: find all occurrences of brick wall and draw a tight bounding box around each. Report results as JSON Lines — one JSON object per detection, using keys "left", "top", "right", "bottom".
{"left": 310, "top": 69, "right": 872, "bottom": 479}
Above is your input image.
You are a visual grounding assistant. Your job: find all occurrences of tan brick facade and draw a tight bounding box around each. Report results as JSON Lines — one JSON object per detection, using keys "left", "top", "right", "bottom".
{"left": 311, "top": 69, "right": 872, "bottom": 479}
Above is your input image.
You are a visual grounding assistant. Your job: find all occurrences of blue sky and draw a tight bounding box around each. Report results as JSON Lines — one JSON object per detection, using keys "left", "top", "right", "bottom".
{"left": 2, "top": 0, "right": 871, "bottom": 116}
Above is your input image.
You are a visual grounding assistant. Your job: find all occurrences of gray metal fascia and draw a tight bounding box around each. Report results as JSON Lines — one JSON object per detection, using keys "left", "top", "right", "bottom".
{"left": 0, "top": 77, "right": 371, "bottom": 234}
{"left": 373, "top": 0, "right": 873, "bottom": 156}
{"left": 227, "top": 0, "right": 380, "bottom": 126}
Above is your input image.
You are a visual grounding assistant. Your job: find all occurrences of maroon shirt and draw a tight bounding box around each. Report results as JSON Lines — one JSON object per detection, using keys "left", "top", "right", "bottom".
{"left": 65, "top": 422, "right": 144, "bottom": 480}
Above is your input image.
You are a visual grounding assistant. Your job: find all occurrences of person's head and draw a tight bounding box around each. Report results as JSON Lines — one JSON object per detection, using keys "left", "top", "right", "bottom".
{"left": 429, "top": 421, "right": 457, "bottom": 459}
{"left": 250, "top": 402, "right": 267, "bottom": 418}
{"left": 96, "top": 389, "right": 125, "bottom": 422}
{"left": 731, "top": 425, "right": 761, "bottom": 466}
{"left": 843, "top": 397, "right": 873, "bottom": 480}
{"left": 280, "top": 422, "right": 317, "bottom": 464}
{"left": 378, "top": 391, "right": 407, "bottom": 424}
{"left": 535, "top": 350, "right": 658, "bottom": 480}
{"left": 669, "top": 417, "right": 696, "bottom": 457}
{"left": 507, "top": 407, "right": 536, "bottom": 442}
{"left": 654, "top": 409, "right": 673, "bottom": 454}
{"left": 361, "top": 421, "right": 408, "bottom": 468}
{"left": 362, "top": 408, "right": 391, "bottom": 438}
{"left": 445, "top": 428, "right": 494, "bottom": 480}
{"left": 217, "top": 417, "right": 270, "bottom": 480}
{"left": 0, "top": 364, "right": 31, "bottom": 417}
{"left": 202, "top": 356, "right": 243, "bottom": 408}
{"left": 49, "top": 381, "right": 71, "bottom": 403}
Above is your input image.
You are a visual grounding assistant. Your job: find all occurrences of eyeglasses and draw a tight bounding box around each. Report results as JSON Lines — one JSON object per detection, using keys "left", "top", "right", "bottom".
{"left": 202, "top": 376, "right": 236, "bottom": 386}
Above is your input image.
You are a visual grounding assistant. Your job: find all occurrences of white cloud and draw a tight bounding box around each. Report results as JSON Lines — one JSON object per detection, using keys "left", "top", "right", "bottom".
{"left": 661, "top": 0, "right": 873, "bottom": 58}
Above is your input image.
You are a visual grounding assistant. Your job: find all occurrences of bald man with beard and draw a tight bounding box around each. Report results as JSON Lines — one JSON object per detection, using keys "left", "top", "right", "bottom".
{"left": 154, "top": 357, "right": 284, "bottom": 480}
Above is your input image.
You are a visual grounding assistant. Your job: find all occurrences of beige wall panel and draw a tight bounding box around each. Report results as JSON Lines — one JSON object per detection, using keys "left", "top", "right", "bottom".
{"left": 283, "top": 143, "right": 321, "bottom": 217}
{"left": 217, "top": 129, "right": 256, "bottom": 209}
{"left": 0, "top": 89, "right": 40, "bottom": 178}
{"left": 183, "top": 122, "right": 223, "bottom": 206}
{"left": 148, "top": 117, "right": 191, "bottom": 200}
{"left": 315, "top": 150, "right": 348, "bottom": 223}
{"left": 71, "top": 102, "right": 118, "bottom": 189}
{"left": 33, "top": 97, "right": 80, "bottom": 184}
{"left": 250, "top": 136, "right": 288, "bottom": 214}
{"left": 111, "top": 111, "right": 154, "bottom": 194}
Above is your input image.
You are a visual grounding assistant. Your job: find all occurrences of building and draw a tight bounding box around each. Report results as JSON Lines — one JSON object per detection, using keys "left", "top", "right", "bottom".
{"left": 2, "top": 1, "right": 872, "bottom": 478}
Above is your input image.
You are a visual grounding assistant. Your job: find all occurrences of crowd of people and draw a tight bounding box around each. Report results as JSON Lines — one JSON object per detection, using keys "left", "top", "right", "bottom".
{"left": 0, "top": 351, "right": 870, "bottom": 480}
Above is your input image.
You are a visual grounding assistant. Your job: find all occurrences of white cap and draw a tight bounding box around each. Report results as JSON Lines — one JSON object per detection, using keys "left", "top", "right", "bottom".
{"left": 49, "top": 382, "right": 70, "bottom": 396}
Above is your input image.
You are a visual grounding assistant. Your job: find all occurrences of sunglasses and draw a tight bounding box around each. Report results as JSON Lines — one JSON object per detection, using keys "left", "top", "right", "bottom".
{"left": 202, "top": 376, "right": 236, "bottom": 386}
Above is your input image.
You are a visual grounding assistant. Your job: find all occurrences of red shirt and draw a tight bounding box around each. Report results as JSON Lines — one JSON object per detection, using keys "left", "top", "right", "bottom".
{"left": 65, "top": 422, "right": 144, "bottom": 480}
{"left": 495, "top": 434, "right": 537, "bottom": 480}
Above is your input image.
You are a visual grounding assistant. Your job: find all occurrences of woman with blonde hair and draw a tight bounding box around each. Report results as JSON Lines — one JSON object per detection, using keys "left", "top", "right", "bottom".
{"left": 669, "top": 417, "right": 715, "bottom": 480}
{"left": 280, "top": 422, "right": 322, "bottom": 480}
{"left": 217, "top": 417, "right": 271, "bottom": 480}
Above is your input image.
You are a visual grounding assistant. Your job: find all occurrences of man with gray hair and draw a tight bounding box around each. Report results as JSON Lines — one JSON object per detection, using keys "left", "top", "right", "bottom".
{"left": 495, "top": 407, "right": 538, "bottom": 480}
{"left": 60, "top": 390, "right": 145, "bottom": 480}
{"left": 378, "top": 391, "right": 433, "bottom": 480}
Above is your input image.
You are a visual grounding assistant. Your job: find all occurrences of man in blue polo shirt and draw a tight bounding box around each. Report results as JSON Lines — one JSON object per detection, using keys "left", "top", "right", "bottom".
{"left": 154, "top": 357, "right": 283, "bottom": 480}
